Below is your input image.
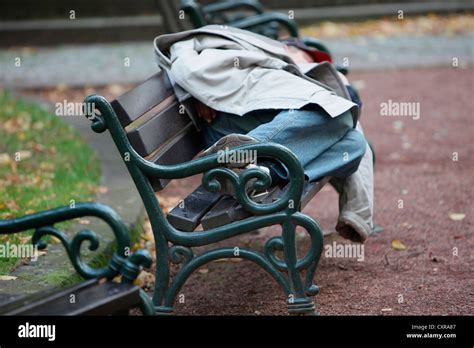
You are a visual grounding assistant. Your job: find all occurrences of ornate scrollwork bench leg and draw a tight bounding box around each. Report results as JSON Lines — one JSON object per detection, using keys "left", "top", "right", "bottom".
{"left": 83, "top": 94, "right": 325, "bottom": 315}
{"left": 145, "top": 161, "right": 324, "bottom": 316}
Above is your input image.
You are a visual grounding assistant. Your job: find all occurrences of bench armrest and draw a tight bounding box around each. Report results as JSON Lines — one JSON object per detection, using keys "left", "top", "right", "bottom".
{"left": 135, "top": 142, "right": 304, "bottom": 217}
{"left": 83, "top": 95, "right": 305, "bottom": 217}
{"left": 229, "top": 12, "right": 299, "bottom": 37}
{"left": 0, "top": 202, "right": 151, "bottom": 282}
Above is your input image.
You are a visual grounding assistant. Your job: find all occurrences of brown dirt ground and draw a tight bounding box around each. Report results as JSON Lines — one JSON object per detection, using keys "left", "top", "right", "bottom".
{"left": 23, "top": 66, "right": 474, "bottom": 316}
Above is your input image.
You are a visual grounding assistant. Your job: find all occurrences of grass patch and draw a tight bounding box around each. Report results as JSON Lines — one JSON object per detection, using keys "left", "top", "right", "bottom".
{"left": 0, "top": 91, "right": 101, "bottom": 274}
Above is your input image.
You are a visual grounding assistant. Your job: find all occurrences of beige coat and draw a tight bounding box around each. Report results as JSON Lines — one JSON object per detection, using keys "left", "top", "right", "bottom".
{"left": 154, "top": 25, "right": 359, "bottom": 126}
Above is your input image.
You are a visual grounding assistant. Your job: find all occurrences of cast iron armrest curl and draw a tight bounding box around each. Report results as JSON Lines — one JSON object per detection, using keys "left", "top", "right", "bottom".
{"left": 84, "top": 94, "right": 305, "bottom": 216}
{"left": 0, "top": 202, "right": 151, "bottom": 282}
{"left": 84, "top": 94, "right": 314, "bottom": 248}
{"left": 0, "top": 202, "right": 155, "bottom": 314}
{"left": 203, "top": 0, "right": 264, "bottom": 15}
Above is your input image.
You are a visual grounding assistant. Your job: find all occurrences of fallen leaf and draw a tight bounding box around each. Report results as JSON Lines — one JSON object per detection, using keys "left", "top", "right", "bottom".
{"left": 213, "top": 258, "right": 230, "bottom": 263}
{"left": 39, "top": 162, "right": 54, "bottom": 171}
{"left": 133, "top": 270, "right": 155, "bottom": 289}
{"left": 97, "top": 186, "right": 108, "bottom": 194}
{"left": 391, "top": 239, "right": 406, "bottom": 250}
{"left": 0, "top": 275, "right": 17, "bottom": 281}
{"left": 16, "top": 150, "right": 32, "bottom": 161}
{"left": 449, "top": 213, "right": 465, "bottom": 221}
{"left": 198, "top": 268, "right": 209, "bottom": 274}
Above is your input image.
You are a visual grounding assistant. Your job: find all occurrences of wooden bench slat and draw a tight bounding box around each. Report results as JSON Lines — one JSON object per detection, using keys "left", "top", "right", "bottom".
{"left": 111, "top": 71, "right": 173, "bottom": 127}
{"left": 166, "top": 185, "right": 222, "bottom": 231}
{"left": 0, "top": 279, "right": 97, "bottom": 315}
{"left": 200, "top": 184, "right": 285, "bottom": 230}
{"left": 0, "top": 279, "right": 140, "bottom": 315}
{"left": 200, "top": 178, "right": 330, "bottom": 230}
{"left": 127, "top": 100, "right": 193, "bottom": 157}
{"left": 148, "top": 125, "right": 204, "bottom": 191}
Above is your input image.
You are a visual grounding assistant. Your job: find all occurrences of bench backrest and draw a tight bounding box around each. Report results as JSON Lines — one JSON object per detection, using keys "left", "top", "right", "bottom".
{"left": 157, "top": 0, "right": 194, "bottom": 33}
{"left": 110, "top": 71, "right": 203, "bottom": 191}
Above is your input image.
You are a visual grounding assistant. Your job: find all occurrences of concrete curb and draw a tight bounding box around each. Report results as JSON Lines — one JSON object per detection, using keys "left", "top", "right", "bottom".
{"left": 0, "top": 94, "right": 145, "bottom": 299}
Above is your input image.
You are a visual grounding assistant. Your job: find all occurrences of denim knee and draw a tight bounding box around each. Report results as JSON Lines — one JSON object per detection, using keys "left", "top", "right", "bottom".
{"left": 351, "top": 130, "right": 368, "bottom": 163}
{"left": 332, "top": 129, "right": 367, "bottom": 178}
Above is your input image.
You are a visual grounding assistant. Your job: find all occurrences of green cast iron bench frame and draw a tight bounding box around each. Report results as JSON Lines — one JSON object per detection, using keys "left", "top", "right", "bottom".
{"left": 77, "top": 70, "right": 332, "bottom": 315}
{"left": 159, "top": 0, "right": 300, "bottom": 39}
{"left": 0, "top": 203, "right": 156, "bottom": 315}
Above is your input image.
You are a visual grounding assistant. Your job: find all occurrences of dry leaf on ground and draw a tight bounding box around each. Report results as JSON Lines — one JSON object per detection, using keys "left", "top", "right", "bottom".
{"left": 0, "top": 275, "right": 18, "bottom": 281}
{"left": 391, "top": 239, "right": 406, "bottom": 250}
{"left": 449, "top": 213, "right": 465, "bottom": 221}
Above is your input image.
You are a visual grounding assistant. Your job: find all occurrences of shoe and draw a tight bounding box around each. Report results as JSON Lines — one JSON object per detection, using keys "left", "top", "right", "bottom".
{"left": 199, "top": 134, "right": 272, "bottom": 197}
{"left": 335, "top": 211, "right": 372, "bottom": 243}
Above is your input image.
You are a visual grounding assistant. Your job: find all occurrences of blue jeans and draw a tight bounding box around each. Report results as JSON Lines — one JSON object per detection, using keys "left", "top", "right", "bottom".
{"left": 199, "top": 108, "right": 367, "bottom": 181}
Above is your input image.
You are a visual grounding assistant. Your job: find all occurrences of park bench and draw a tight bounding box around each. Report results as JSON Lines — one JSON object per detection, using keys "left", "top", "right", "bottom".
{"left": 158, "top": 0, "right": 346, "bottom": 74}
{"left": 76, "top": 69, "right": 340, "bottom": 315}
{"left": 0, "top": 203, "right": 155, "bottom": 315}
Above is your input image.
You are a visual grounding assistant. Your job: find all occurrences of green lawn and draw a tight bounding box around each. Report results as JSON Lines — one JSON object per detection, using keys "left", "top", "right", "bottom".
{"left": 0, "top": 91, "right": 101, "bottom": 274}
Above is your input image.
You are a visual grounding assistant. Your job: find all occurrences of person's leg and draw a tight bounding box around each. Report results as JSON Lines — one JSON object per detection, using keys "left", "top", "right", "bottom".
{"left": 200, "top": 107, "right": 372, "bottom": 243}
{"left": 199, "top": 110, "right": 279, "bottom": 148}
{"left": 246, "top": 108, "right": 366, "bottom": 181}
{"left": 330, "top": 122, "right": 374, "bottom": 243}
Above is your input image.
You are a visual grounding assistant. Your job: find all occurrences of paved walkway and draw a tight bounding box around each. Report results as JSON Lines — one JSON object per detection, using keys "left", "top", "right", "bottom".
{"left": 0, "top": 33, "right": 472, "bottom": 88}
{"left": 0, "top": 96, "right": 144, "bottom": 299}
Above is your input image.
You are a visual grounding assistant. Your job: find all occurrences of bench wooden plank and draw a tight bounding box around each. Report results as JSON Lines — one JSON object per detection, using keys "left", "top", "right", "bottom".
{"left": 111, "top": 71, "right": 173, "bottom": 127}
{"left": 166, "top": 178, "right": 328, "bottom": 232}
{"left": 166, "top": 185, "right": 222, "bottom": 231}
{"left": 200, "top": 185, "right": 281, "bottom": 230}
{"left": 200, "top": 178, "right": 330, "bottom": 230}
{"left": 127, "top": 99, "right": 193, "bottom": 157}
{"left": 148, "top": 125, "right": 204, "bottom": 191}
{"left": 0, "top": 279, "right": 140, "bottom": 316}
